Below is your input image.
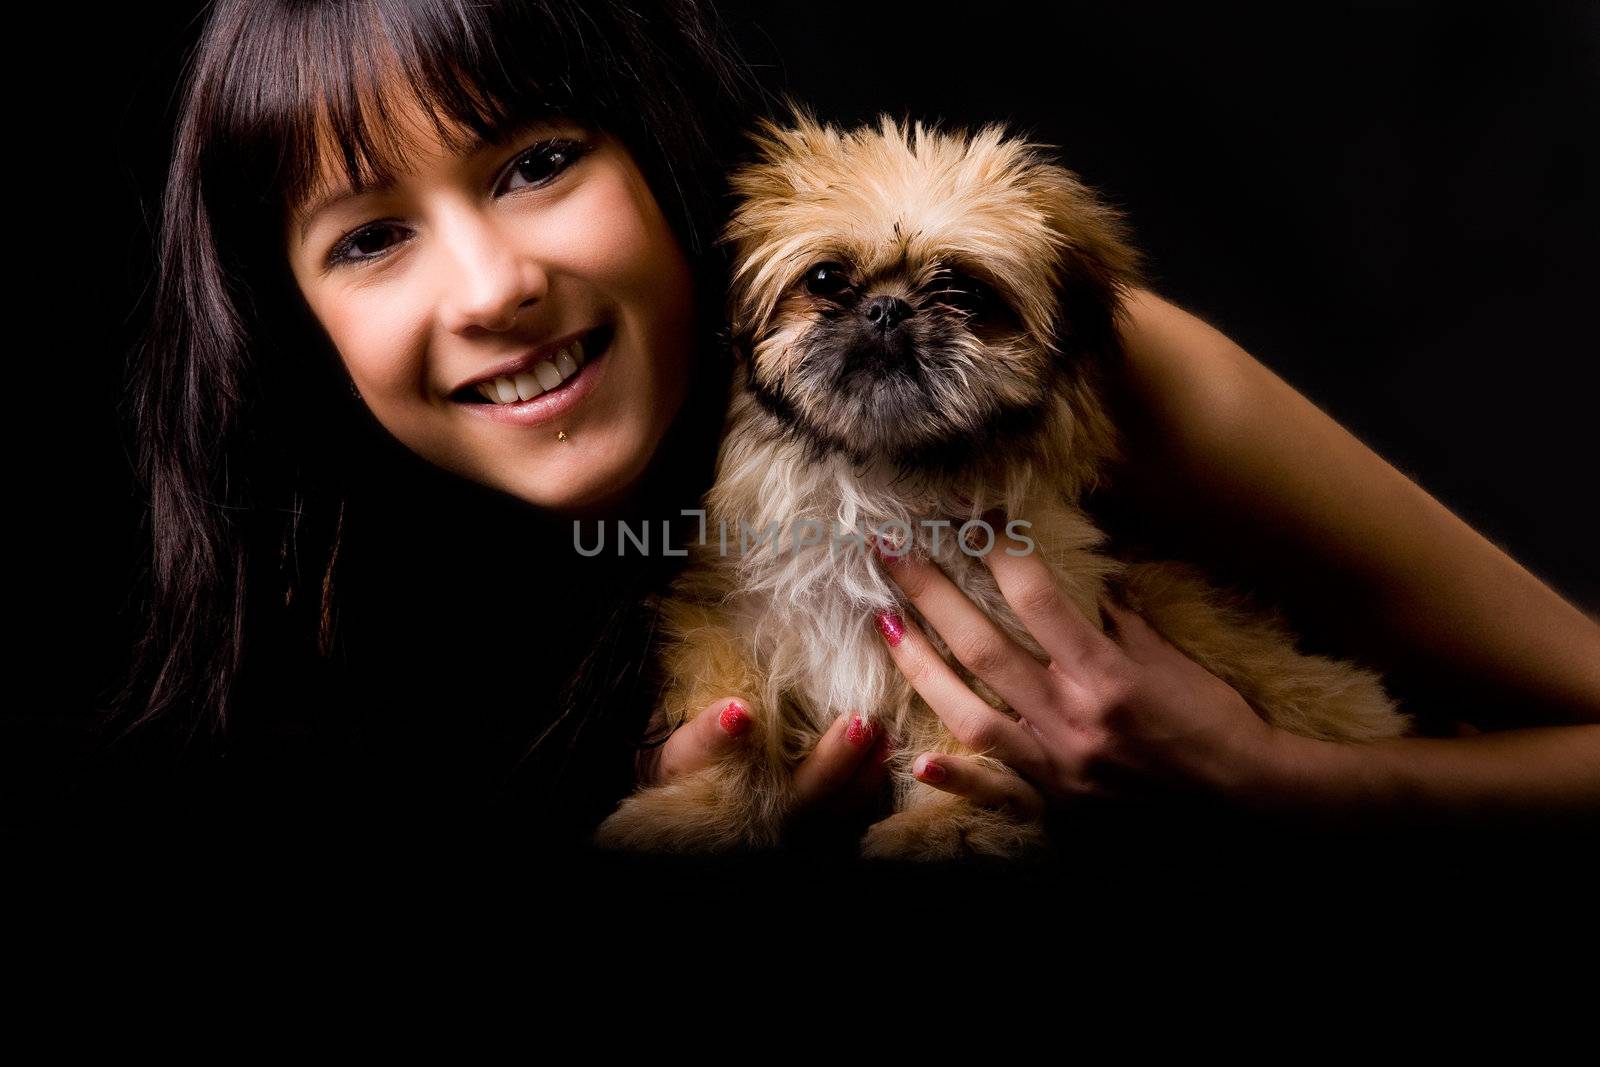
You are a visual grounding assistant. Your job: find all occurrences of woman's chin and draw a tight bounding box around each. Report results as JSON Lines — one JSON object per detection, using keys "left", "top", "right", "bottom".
{"left": 492, "top": 443, "right": 652, "bottom": 518}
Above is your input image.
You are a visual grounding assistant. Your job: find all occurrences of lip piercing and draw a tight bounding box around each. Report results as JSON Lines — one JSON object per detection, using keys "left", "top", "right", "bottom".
{"left": 557, "top": 430, "right": 569, "bottom": 442}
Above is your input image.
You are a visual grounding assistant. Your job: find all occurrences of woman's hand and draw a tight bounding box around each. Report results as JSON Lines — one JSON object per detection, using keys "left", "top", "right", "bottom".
{"left": 640, "top": 697, "right": 896, "bottom": 842}
{"left": 870, "top": 521, "right": 1281, "bottom": 814}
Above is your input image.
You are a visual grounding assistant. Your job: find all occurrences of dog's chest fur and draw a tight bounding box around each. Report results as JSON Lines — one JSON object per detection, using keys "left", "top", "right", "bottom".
{"left": 668, "top": 370, "right": 1126, "bottom": 745}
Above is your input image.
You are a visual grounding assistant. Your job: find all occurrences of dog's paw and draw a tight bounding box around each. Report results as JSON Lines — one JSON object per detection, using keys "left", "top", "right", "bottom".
{"left": 593, "top": 776, "right": 779, "bottom": 855}
{"left": 593, "top": 787, "right": 685, "bottom": 852}
{"left": 860, "top": 801, "right": 1048, "bottom": 862}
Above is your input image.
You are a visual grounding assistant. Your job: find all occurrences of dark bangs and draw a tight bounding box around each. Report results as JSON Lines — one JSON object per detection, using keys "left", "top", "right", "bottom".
{"left": 191, "top": 0, "right": 761, "bottom": 294}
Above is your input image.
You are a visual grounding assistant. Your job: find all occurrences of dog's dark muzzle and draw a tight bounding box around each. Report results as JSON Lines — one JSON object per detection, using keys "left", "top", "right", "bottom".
{"left": 838, "top": 306, "right": 922, "bottom": 380}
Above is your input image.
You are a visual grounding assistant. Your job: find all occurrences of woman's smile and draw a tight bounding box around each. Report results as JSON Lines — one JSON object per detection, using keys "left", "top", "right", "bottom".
{"left": 450, "top": 321, "right": 616, "bottom": 427}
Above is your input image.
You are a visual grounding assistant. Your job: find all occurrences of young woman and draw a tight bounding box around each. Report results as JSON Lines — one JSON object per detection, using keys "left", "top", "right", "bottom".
{"left": 103, "top": 0, "right": 1597, "bottom": 850}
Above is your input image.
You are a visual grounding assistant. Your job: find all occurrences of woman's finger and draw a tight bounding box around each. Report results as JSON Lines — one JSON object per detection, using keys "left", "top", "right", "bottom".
{"left": 798, "top": 729, "right": 896, "bottom": 824}
{"left": 646, "top": 697, "right": 752, "bottom": 786}
{"left": 972, "top": 512, "right": 1121, "bottom": 671}
{"left": 1100, "top": 597, "right": 1177, "bottom": 665}
{"left": 873, "top": 534, "right": 1059, "bottom": 715}
{"left": 872, "top": 606, "right": 1045, "bottom": 777}
{"left": 833, "top": 729, "right": 896, "bottom": 813}
{"left": 791, "top": 712, "right": 881, "bottom": 808}
{"left": 784, "top": 727, "right": 896, "bottom": 849}
{"left": 910, "top": 752, "right": 1047, "bottom": 819}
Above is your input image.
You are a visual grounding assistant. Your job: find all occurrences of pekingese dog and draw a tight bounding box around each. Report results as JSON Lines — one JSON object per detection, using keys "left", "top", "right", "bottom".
{"left": 594, "top": 103, "right": 1412, "bottom": 860}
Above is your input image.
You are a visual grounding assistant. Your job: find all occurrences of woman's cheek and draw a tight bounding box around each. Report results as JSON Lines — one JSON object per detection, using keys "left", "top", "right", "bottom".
{"left": 607, "top": 169, "right": 697, "bottom": 388}
{"left": 582, "top": 173, "right": 671, "bottom": 295}
{"left": 324, "top": 287, "right": 434, "bottom": 454}
{"left": 335, "top": 285, "right": 429, "bottom": 393}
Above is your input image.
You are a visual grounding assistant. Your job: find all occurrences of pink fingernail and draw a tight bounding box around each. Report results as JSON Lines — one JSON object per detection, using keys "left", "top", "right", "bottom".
{"left": 846, "top": 715, "right": 875, "bottom": 747}
{"left": 871, "top": 532, "right": 907, "bottom": 565}
{"left": 718, "top": 701, "right": 750, "bottom": 737}
{"left": 874, "top": 610, "right": 905, "bottom": 646}
{"left": 915, "top": 757, "right": 947, "bottom": 784}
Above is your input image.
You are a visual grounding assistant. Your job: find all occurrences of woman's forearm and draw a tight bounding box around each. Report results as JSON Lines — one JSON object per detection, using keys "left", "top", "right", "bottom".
{"left": 1233, "top": 723, "right": 1600, "bottom": 827}
{"left": 1112, "top": 290, "right": 1600, "bottom": 729}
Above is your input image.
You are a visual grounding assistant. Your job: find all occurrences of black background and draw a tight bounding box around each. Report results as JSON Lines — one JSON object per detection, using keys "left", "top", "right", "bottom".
{"left": 13, "top": 2, "right": 1597, "bottom": 894}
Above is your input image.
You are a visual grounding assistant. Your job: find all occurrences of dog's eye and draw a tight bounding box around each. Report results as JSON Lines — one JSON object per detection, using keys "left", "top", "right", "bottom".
{"left": 937, "top": 272, "right": 996, "bottom": 316}
{"left": 804, "top": 262, "right": 852, "bottom": 298}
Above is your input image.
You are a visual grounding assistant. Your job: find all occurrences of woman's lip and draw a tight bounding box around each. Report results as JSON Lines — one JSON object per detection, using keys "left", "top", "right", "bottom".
{"left": 452, "top": 325, "right": 597, "bottom": 394}
{"left": 452, "top": 326, "right": 612, "bottom": 427}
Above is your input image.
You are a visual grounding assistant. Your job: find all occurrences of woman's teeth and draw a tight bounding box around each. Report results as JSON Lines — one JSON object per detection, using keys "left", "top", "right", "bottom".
{"left": 475, "top": 337, "right": 588, "bottom": 404}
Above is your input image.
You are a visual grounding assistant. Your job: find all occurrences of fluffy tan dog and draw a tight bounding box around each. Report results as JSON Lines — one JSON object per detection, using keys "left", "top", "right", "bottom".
{"left": 594, "top": 103, "right": 1412, "bottom": 860}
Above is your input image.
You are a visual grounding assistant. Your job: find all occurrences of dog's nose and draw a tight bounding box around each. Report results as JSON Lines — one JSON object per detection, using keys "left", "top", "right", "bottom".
{"left": 863, "top": 295, "right": 914, "bottom": 332}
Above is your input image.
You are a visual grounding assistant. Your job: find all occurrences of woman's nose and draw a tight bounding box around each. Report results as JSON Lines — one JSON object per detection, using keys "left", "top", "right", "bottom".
{"left": 435, "top": 210, "right": 550, "bottom": 335}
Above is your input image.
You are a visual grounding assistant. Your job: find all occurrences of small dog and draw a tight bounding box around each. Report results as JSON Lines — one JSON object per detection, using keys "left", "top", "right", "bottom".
{"left": 595, "top": 103, "right": 1412, "bottom": 860}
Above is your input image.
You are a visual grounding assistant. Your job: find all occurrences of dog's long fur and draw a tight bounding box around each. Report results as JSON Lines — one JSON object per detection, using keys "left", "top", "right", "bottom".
{"left": 594, "top": 105, "right": 1412, "bottom": 859}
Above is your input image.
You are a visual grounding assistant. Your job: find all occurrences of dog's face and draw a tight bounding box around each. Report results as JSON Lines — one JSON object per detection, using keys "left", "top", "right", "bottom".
{"left": 721, "top": 107, "right": 1140, "bottom": 470}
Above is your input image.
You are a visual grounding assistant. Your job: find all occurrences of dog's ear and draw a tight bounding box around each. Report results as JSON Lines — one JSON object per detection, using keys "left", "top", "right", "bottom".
{"left": 1033, "top": 161, "right": 1143, "bottom": 298}
{"left": 715, "top": 205, "right": 769, "bottom": 371}
{"left": 1023, "top": 158, "right": 1142, "bottom": 491}
{"left": 725, "top": 325, "right": 755, "bottom": 366}
{"left": 1030, "top": 159, "right": 1145, "bottom": 361}
{"left": 710, "top": 321, "right": 753, "bottom": 370}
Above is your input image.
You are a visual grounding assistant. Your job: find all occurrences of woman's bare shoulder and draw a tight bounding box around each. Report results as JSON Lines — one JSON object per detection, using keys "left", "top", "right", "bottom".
{"left": 1112, "top": 289, "right": 1254, "bottom": 433}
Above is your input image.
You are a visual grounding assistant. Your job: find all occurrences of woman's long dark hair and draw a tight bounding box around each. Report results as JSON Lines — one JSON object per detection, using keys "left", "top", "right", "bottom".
{"left": 111, "top": 0, "right": 777, "bottom": 837}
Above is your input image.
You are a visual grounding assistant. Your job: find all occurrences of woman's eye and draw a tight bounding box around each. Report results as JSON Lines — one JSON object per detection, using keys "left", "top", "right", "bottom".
{"left": 326, "top": 222, "right": 405, "bottom": 266}
{"left": 498, "top": 138, "right": 589, "bottom": 195}
{"left": 323, "top": 137, "right": 592, "bottom": 269}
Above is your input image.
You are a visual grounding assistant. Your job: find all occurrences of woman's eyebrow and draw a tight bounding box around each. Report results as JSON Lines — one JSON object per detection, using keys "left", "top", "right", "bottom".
{"left": 296, "top": 181, "right": 387, "bottom": 241}
{"left": 294, "top": 115, "right": 578, "bottom": 241}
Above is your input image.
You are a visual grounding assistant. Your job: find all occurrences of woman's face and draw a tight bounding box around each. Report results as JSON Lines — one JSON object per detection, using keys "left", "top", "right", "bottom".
{"left": 285, "top": 97, "right": 696, "bottom": 514}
